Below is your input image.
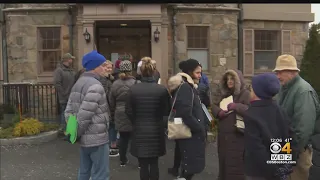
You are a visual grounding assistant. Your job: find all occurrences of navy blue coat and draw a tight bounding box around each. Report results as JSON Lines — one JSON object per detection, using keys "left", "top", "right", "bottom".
{"left": 244, "top": 100, "right": 293, "bottom": 179}
{"left": 171, "top": 77, "right": 206, "bottom": 174}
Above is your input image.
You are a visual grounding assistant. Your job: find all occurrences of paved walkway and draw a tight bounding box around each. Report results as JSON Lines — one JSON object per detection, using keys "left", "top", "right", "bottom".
{"left": 0, "top": 139, "right": 219, "bottom": 180}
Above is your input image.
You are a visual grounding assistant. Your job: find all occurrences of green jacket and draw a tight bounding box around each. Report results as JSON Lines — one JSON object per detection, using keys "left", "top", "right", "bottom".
{"left": 276, "top": 75, "right": 319, "bottom": 153}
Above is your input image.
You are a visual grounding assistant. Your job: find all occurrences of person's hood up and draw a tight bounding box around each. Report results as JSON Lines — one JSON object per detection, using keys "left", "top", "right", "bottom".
{"left": 167, "top": 72, "right": 198, "bottom": 92}
{"left": 220, "top": 69, "right": 246, "bottom": 96}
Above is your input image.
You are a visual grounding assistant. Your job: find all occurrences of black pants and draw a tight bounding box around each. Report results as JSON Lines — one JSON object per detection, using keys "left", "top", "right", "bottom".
{"left": 119, "top": 132, "right": 131, "bottom": 163}
{"left": 138, "top": 157, "right": 159, "bottom": 180}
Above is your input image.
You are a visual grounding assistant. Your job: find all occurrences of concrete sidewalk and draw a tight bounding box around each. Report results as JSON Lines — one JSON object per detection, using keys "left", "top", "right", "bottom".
{"left": 0, "top": 139, "right": 219, "bottom": 180}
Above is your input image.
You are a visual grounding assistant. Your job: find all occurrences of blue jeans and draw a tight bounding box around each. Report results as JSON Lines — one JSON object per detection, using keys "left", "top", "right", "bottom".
{"left": 108, "top": 122, "right": 118, "bottom": 147}
{"left": 60, "top": 103, "right": 67, "bottom": 128}
{"left": 78, "top": 143, "right": 110, "bottom": 180}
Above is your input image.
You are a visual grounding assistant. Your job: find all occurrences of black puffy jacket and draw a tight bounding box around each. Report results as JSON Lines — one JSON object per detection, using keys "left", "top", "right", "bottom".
{"left": 125, "top": 77, "right": 170, "bottom": 158}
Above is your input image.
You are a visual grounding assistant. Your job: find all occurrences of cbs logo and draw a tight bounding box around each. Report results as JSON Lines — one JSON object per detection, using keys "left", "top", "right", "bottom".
{"left": 270, "top": 142, "right": 292, "bottom": 154}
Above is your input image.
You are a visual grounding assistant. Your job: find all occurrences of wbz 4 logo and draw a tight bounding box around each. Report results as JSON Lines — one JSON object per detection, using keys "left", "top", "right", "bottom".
{"left": 270, "top": 141, "right": 292, "bottom": 161}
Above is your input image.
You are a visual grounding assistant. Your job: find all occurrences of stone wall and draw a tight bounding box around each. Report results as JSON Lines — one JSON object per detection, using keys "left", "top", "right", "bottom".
{"left": 5, "top": 7, "right": 76, "bottom": 83}
{"left": 243, "top": 20, "right": 309, "bottom": 68}
{"left": 167, "top": 9, "right": 239, "bottom": 83}
{"left": 167, "top": 8, "right": 239, "bottom": 103}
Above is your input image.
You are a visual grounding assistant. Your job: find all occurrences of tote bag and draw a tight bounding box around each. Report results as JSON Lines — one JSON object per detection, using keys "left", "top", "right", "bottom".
{"left": 167, "top": 84, "right": 193, "bottom": 140}
{"left": 65, "top": 114, "right": 78, "bottom": 144}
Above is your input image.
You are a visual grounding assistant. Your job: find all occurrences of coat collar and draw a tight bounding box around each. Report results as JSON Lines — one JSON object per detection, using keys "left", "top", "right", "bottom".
{"left": 58, "top": 63, "right": 73, "bottom": 71}
{"left": 282, "top": 75, "right": 300, "bottom": 90}
{"left": 167, "top": 72, "right": 198, "bottom": 92}
{"left": 82, "top": 72, "right": 101, "bottom": 81}
{"left": 141, "top": 76, "right": 156, "bottom": 83}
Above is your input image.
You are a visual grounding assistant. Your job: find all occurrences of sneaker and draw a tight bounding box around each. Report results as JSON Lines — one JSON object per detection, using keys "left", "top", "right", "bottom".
{"left": 120, "top": 160, "right": 129, "bottom": 167}
{"left": 109, "top": 149, "right": 119, "bottom": 157}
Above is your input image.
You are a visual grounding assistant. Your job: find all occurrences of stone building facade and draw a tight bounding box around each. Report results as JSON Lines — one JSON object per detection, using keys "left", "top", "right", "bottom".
{"left": 0, "top": 3, "right": 314, "bottom": 86}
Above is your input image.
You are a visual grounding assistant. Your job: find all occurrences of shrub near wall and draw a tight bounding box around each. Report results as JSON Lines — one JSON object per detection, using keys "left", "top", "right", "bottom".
{"left": 0, "top": 117, "right": 59, "bottom": 138}
{"left": 13, "top": 118, "right": 44, "bottom": 137}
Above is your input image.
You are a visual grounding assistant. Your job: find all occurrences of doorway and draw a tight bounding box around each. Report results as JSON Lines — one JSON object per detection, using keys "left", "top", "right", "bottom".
{"left": 95, "top": 20, "right": 151, "bottom": 71}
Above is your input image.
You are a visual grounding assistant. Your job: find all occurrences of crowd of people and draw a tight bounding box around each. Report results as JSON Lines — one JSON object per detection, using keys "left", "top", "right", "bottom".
{"left": 53, "top": 50, "right": 320, "bottom": 180}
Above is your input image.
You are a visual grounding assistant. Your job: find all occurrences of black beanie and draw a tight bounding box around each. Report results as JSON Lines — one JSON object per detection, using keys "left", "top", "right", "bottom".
{"left": 179, "top": 59, "right": 201, "bottom": 73}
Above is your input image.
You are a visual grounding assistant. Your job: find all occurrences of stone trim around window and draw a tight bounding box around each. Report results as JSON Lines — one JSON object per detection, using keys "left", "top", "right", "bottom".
{"left": 243, "top": 29, "right": 292, "bottom": 76}
{"left": 36, "top": 26, "right": 63, "bottom": 77}
{"left": 186, "top": 26, "right": 210, "bottom": 71}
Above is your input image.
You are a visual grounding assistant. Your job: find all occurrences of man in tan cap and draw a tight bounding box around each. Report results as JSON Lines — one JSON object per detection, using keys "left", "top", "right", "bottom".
{"left": 273, "top": 54, "right": 320, "bottom": 180}
{"left": 53, "top": 53, "right": 76, "bottom": 132}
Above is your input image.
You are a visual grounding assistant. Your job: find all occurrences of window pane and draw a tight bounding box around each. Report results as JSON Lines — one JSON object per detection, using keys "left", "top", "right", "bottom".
{"left": 254, "top": 51, "right": 278, "bottom": 70}
{"left": 53, "top": 39, "right": 61, "bottom": 49}
{"left": 187, "top": 26, "right": 208, "bottom": 48}
{"left": 39, "top": 27, "right": 61, "bottom": 50}
{"left": 40, "top": 51, "right": 61, "bottom": 72}
{"left": 254, "top": 30, "right": 279, "bottom": 50}
{"left": 187, "top": 49, "right": 208, "bottom": 70}
{"left": 188, "top": 37, "right": 194, "bottom": 48}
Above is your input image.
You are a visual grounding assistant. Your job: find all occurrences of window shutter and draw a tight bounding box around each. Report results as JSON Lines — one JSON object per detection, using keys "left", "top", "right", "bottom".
{"left": 243, "top": 29, "right": 254, "bottom": 76}
{"left": 281, "top": 30, "right": 292, "bottom": 55}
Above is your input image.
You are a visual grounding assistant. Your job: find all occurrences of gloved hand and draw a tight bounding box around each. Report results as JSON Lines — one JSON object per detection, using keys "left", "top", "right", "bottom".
{"left": 227, "top": 103, "right": 237, "bottom": 111}
{"left": 218, "top": 110, "right": 228, "bottom": 119}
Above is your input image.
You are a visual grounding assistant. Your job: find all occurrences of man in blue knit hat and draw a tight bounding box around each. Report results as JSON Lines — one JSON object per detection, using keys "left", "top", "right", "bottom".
{"left": 65, "top": 50, "right": 110, "bottom": 180}
{"left": 243, "top": 73, "right": 294, "bottom": 180}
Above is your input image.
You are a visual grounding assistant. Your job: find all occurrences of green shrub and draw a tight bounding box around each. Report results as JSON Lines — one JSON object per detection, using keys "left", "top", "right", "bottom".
{"left": 208, "top": 107, "right": 218, "bottom": 139}
{"left": 13, "top": 118, "right": 44, "bottom": 137}
{"left": 0, "top": 121, "right": 59, "bottom": 139}
{"left": 0, "top": 127, "right": 14, "bottom": 139}
{"left": 300, "top": 23, "right": 320, "bottom": 97}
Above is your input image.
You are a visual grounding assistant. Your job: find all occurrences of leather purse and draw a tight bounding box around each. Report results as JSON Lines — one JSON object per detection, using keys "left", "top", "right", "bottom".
{"left": 167, "top": 84, "right": 192, "bottom": 140}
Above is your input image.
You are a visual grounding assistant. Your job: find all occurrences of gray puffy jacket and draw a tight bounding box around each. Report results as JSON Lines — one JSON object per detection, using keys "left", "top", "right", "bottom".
{"left": 109, "top": 76, "right": 138, "bottom": 132}
{"left": 65, "top": 72, "right": 109, "bottom": 147}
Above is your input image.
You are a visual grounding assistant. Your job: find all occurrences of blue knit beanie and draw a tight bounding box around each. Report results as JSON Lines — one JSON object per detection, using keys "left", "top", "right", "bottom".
{"left": 252, "top": 73, "right": 280, "bottom": 99}
{"left": 82, "top": 50, "right": 106, "bottom": 71}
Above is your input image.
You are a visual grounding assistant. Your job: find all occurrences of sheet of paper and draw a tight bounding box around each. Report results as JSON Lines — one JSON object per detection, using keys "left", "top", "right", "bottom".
{"left": 236, "top": 120, "right": 245, "bottom": 129}
{"left": 219, "top": 95, "right": 233, "bottom": 111}
{"left": 174, "top": 117, "right": 183, "bottom": 124}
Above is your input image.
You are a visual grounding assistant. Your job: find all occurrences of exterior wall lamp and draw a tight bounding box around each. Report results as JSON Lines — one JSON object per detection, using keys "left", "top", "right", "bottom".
{"left": 154, "top": 27, "right": 160, "bottom": 42}
{"left": 83, "top": 28, "right": 91, "bottom": 43}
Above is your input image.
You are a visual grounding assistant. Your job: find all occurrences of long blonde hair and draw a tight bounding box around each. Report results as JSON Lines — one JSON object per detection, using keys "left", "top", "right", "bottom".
{"left": 140, "top": 57, "right": 156, "bottom": 77}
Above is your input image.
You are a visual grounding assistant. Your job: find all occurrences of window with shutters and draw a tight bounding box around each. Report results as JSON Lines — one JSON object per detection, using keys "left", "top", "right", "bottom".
{"left": 37, "top": 27, "right": 62, "bottom": 73}
{"left": 186, "top": 26, "right": 209, "bottom": 70}
{"left": 254, "top": 30, "right": 281, "bottom": 71}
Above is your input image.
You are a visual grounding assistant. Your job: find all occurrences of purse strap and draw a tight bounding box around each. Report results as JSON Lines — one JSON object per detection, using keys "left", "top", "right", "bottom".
{"left": 170, "top": 83, "right": 195, "bottom": 113}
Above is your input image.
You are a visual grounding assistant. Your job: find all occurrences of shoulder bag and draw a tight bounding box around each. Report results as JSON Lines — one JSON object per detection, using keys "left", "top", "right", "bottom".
{"left": 167, "top": 84, "right": 193, "bottom": 140}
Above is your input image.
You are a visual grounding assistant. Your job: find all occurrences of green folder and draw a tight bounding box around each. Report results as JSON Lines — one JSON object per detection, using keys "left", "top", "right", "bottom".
{"left": 65, "top": 114, "right": 78, "bottom": 144}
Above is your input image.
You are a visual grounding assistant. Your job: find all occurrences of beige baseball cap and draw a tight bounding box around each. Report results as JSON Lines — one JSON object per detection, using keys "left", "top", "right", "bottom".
{"left": 62, "top": 53, "right": 75, "bottom": 61}
{"left": 273, "top": 54, "right": 300, "bottom": 72}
